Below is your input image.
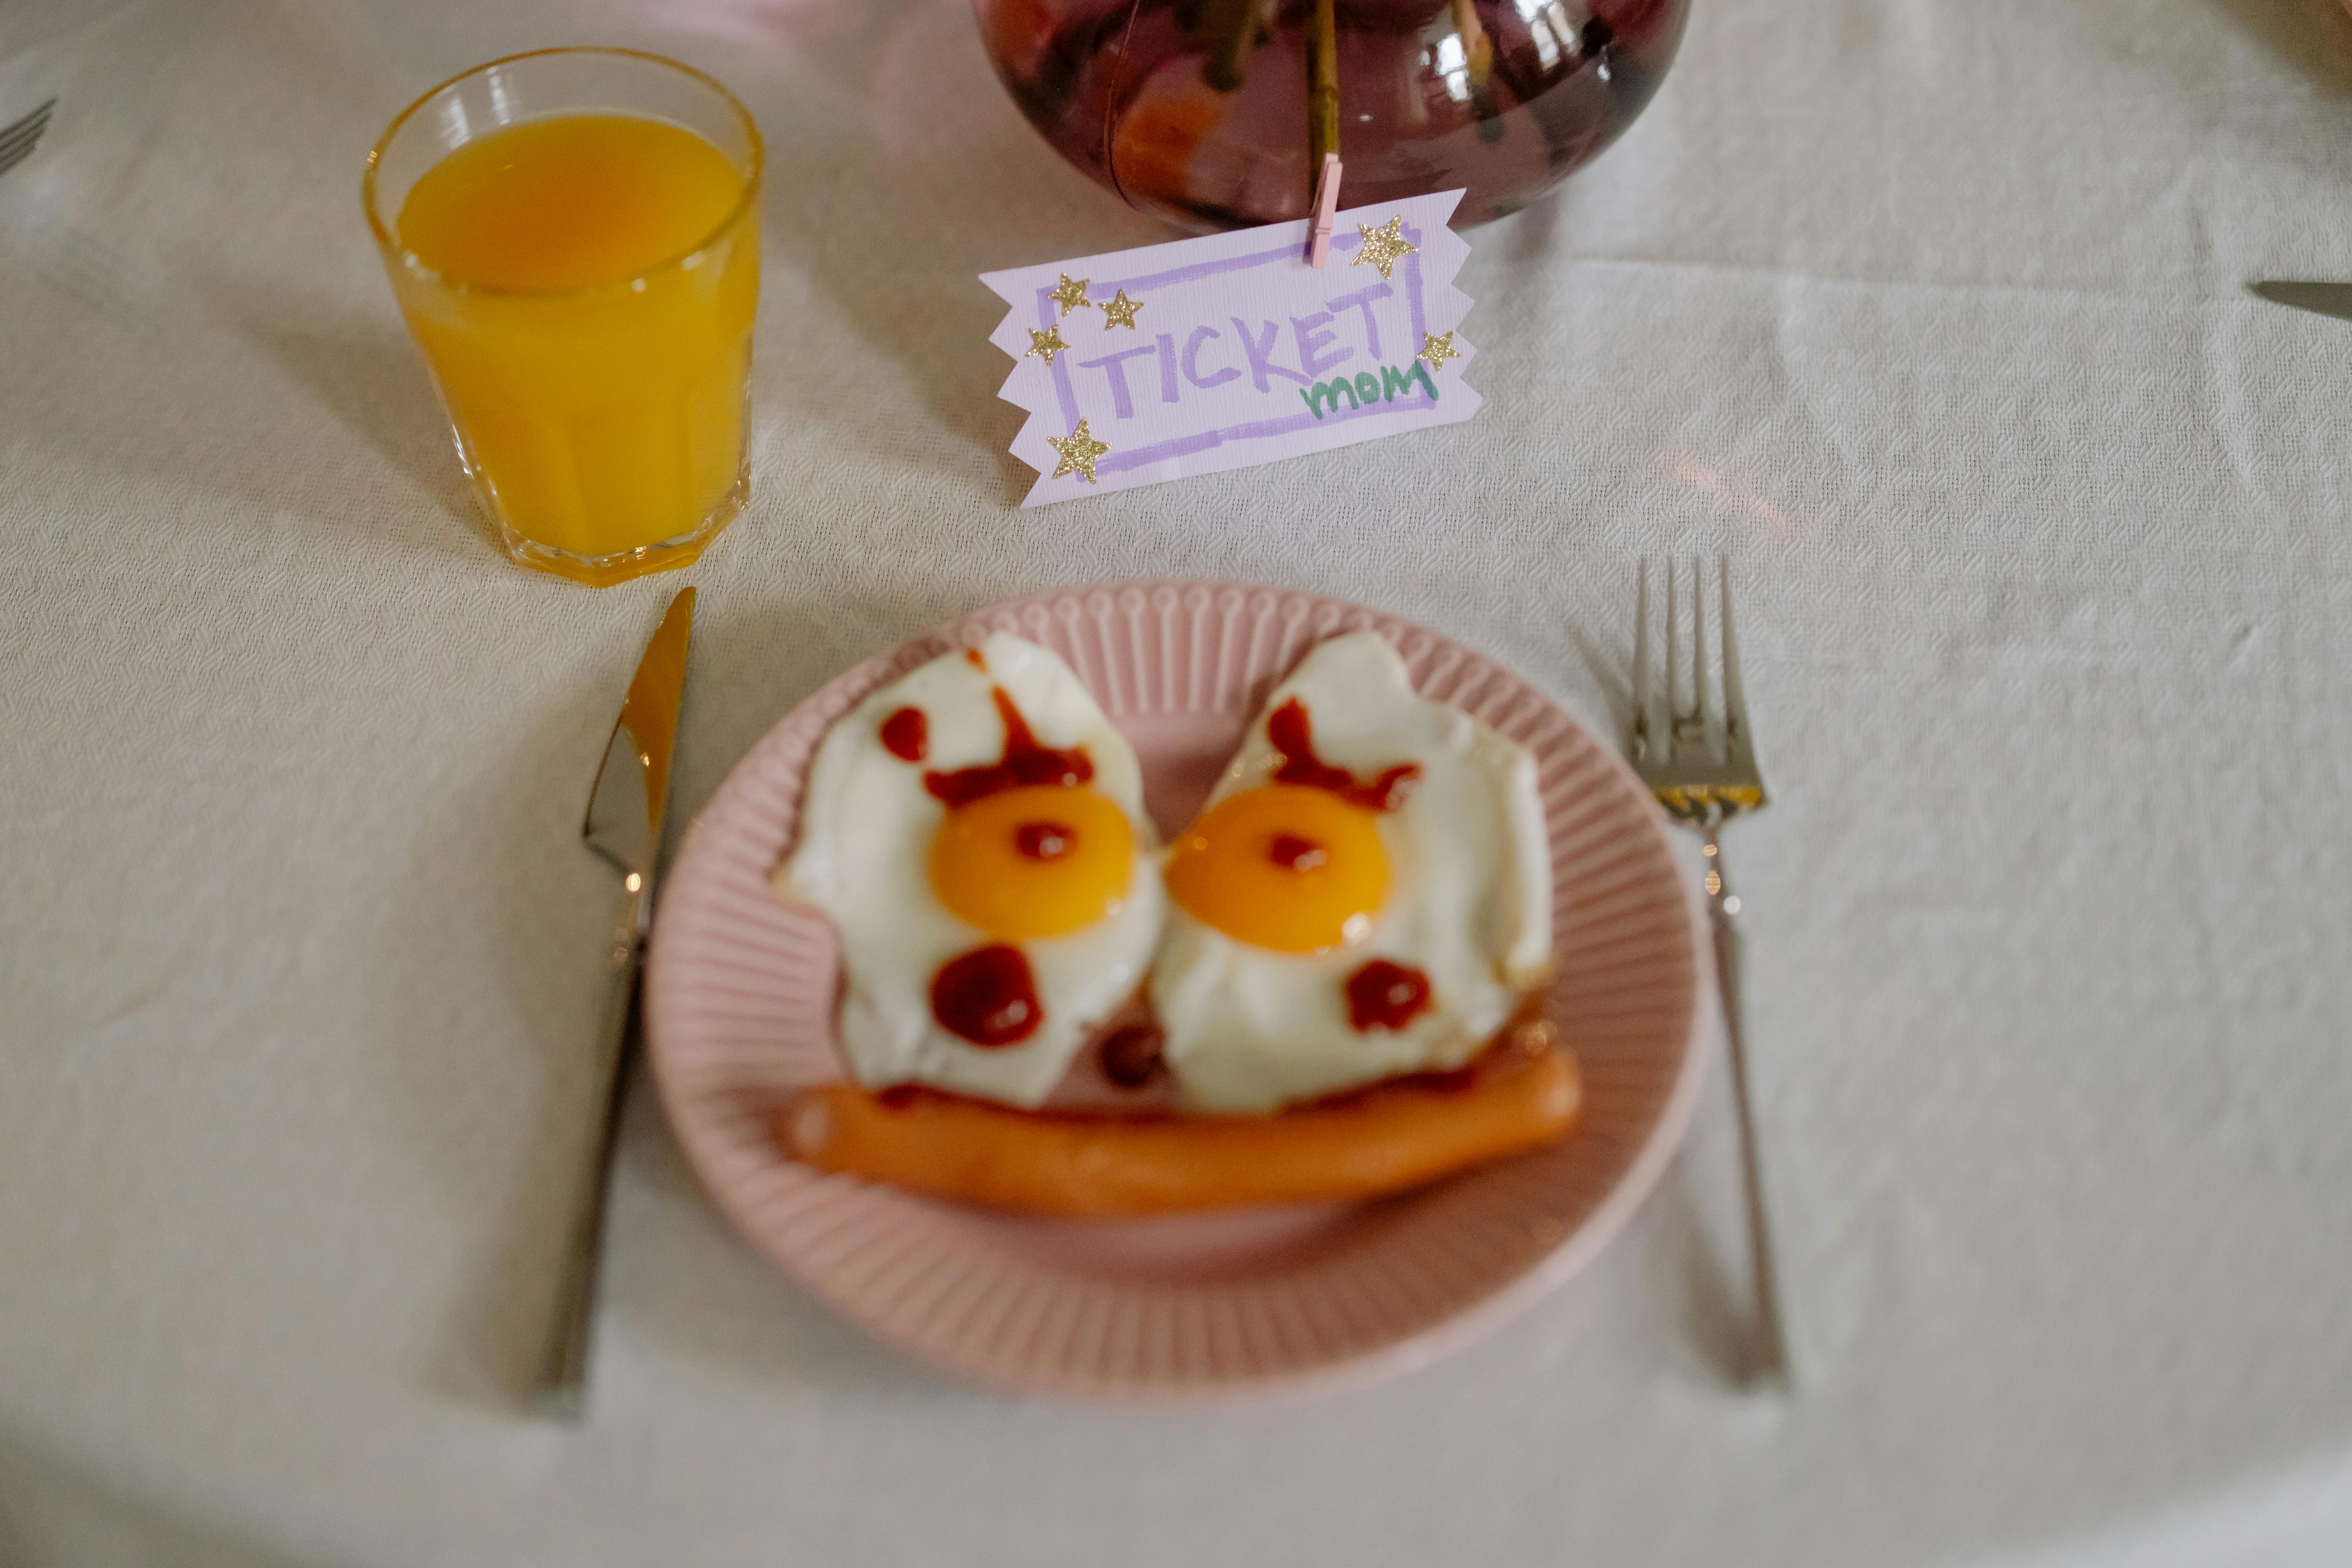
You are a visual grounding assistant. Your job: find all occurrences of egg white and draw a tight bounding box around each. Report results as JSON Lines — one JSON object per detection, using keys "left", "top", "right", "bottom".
{"left": 779, "top": 634, "right": 1165, "bottom": 1108}
{"left": 1151, "top": 632, "right": 1552, "bottom": 1114}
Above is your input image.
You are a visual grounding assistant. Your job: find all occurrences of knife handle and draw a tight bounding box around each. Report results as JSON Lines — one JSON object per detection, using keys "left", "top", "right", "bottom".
{"left": 536, "top": 877, "right": 646, "bottom": 1417}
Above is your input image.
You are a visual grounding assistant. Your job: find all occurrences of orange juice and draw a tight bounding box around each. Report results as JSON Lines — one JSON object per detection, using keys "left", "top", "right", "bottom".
{"left": 385, "top": 112, "right": 758, "bottom": 583}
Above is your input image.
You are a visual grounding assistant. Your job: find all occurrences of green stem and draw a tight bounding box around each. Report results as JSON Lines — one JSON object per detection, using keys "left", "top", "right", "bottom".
{"left": 1200, "top": 0, "right": 1262, "bottom": 91}
{"left": 1450, "top": 0, "right": 1506, "bottom": 144}
{"left": 1307, "top": 0, "right": 1340, "bottom": 183}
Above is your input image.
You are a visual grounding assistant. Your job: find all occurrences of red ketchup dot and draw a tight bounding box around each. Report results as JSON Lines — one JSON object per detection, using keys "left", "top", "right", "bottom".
{"left": 1015, "top": 820, "right": 1077, "bottom": 860}
{"left": 930, "top": 945, "right": 1044, "bottom": 1047}
{"left": 1345, "top": 959, "right": 1433, "bottom": 1032}
{"left": 1099, "top": 1025, "right": 1166, "bottom": 1088}
{"left": 880, "top": 706, "right": 928, "bottom": 762}
{"left": 1267, "top": 832, "right": 1326, "bottom": 871}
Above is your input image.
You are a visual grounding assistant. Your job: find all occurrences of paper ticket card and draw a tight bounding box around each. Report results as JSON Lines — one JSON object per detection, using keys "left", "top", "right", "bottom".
{"left": 982, "top": 189, "right": 1478, "bottom": 507}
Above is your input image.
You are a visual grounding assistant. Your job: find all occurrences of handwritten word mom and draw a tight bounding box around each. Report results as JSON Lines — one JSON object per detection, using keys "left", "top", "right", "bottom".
{"left": 1301, "top": 360, "right": 1439, "bottom": 419}
{"left": 1069, "top": 282, "right": 1410, "bottom": 419}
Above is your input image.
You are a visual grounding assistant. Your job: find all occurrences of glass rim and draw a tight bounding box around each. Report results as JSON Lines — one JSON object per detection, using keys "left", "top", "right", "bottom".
{"left": 362, "top": 45, "right": 764, "bottom": 301}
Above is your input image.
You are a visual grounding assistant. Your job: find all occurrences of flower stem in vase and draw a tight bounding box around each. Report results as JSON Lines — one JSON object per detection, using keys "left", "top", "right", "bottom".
{"left": 1307, "top": 0, "right": 1339, "bottom": 193}
{"left": 1199, "top": 0, "right": 1270, "bottom": 91}
{"left": 1449, "top": 0, "right": 1506, "bottom": 144}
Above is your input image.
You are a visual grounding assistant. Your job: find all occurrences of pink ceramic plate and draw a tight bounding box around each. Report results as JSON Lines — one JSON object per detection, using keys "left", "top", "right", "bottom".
{"left": 645, "top": 581, "right": 1707, "bottom": 1403}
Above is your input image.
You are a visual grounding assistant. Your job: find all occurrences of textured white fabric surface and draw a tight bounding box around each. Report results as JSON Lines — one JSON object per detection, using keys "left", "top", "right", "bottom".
{"left": 6, "top": 0, "right": 2352, "bottom": 1563}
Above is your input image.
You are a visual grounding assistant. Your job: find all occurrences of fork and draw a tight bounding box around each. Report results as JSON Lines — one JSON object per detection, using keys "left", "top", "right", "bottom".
{"left": 0, "top": 99, "right": 55, "bottom": 179}
{"left": 1633, "top": 556, "right": 1788, "bottom": 1385}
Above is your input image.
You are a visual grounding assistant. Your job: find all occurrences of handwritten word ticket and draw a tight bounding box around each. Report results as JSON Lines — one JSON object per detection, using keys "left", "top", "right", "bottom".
{"left": 983, "top": 189, "right": 1479, "bottom": 506}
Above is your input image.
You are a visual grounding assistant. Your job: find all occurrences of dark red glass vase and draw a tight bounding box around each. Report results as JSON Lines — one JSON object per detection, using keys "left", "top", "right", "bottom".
{"left": 974, "top": 0, "right": 1687, "bottom": 231}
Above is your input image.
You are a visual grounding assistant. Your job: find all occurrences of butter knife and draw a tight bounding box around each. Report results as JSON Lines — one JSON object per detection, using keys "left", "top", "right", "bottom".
{"left": 2250, "top": 281, "right": 2352, "bottom": 322}
{"left": 540, "top": 585, "right": 695, "bottom": 1416}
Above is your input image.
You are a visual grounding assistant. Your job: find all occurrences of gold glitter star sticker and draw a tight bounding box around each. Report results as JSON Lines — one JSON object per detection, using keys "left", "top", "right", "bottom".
{"left": 1048, "top": 273, "right": 1094, "bottom": 317}
{"left": 1418, "top": 330, "right": 1461, "bottom": 371}
{"left": 1351, "top": 215, "right": 1419, "bottom": 282}
{"left": 1046, "top": 418, "right": 1110, "bottom": 484}
{"left": 1025, "top": 325, "right": 1070, "bottom": 366}
{"left": 1099, "top": 288, "right": 1145, "bottom": 330}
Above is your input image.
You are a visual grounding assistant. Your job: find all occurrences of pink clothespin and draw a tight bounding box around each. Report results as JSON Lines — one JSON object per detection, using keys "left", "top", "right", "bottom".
{"left": 1306, "top": 153, "right": 1342, "bottom": 268}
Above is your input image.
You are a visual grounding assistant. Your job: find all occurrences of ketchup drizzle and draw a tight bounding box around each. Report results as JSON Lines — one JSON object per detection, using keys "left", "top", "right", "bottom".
{"left": 879, "top": 706, "right": 928, "bottom": 762}
{"left": 1267, "top": 832, "right": 1327, "bottom": 871}
{"left": 930, "top": 945, "right": 1043, "bottom": 1047}
{"left": 1266, "top": 699, "right": 1420, "bottom": 811}
{"left": 1015, "top": 820, "right": 1077, "bottom": 860}
{"left": 924, "top": 689, "right": 1094, "bottom": 807}
{"left": 1345, "top": 959, "right": 1433, "bottom": 1032}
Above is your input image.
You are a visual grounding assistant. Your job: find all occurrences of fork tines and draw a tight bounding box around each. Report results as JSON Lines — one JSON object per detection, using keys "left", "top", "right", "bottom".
{"left": 1633, "top": 556, "right": 1765, "bottom": 815}
{"left": 0, "top": 99, "right": 56, "bottom": 179}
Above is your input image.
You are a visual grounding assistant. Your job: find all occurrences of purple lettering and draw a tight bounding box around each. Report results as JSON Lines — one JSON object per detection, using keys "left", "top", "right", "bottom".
{"left": 1075, "top": 344, "right": 1162, "bottom": 419}
{"left": 1183, "top": 326, "right": 1239, "bottom": 388}
{"left": 1154, "top": 332, "right": 1179, "bottom": 403}
{"left": 1290, "top": 310, "right": 1352, "bottom": 378}
{"left": 1323, "top": 282, "right": 1392, "bottom": 361}
{"left": 1230, "top": 317, "right": 1310, "bottom": 391}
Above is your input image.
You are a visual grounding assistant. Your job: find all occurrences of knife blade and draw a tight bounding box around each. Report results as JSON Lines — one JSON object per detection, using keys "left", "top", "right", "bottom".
{"left": 2250, "top": 281, "right": 2352, "bottom": 322}
{"left": 540, "top": 585, "right": 695, "bottom": 1416}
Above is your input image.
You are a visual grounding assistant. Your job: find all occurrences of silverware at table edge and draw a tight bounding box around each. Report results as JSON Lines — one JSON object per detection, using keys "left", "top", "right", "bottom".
{"left": 2249, "top": 281, "right": 2352, "bottom": 322}
{"left": 540, "top": 585, "right": 696, "bottom": 1417}
{"left": 1631, "top": 557, "right": 1789, "bottom": 1387}
{"left": 0, "top": 98, "right": 56, "bottom": 179}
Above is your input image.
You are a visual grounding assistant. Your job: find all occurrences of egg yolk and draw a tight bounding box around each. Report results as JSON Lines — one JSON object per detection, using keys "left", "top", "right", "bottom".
{"left": 1164, "top": 783, "right": 1389, "bottom": 953}
{"left": 928, "top": 784, "right": 1135, "bottom": 940}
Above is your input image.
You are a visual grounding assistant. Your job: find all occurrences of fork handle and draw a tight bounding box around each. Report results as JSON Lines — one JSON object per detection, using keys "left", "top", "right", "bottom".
{"left": 1705, "top": 826, "right": 1791, "bottom": 1385}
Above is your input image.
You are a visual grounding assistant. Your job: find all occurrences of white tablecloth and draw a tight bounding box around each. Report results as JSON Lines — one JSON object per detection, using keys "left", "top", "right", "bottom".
{"left": 8, "top": 0, "right": 2352, "bottom": 1562}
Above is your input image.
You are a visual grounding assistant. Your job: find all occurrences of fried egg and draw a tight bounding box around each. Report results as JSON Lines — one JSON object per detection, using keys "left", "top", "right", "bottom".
{"left": 780, "top": 634, "right": 1165, "bottom": 1108}
{"left": 1150, "top": 632, "right": 1552, "bottom": 1114}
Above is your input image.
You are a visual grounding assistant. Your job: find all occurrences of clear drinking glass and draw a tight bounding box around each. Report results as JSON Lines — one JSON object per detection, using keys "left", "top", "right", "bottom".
{"left": 364, "top": 49, "right": 763, "bottom": 587}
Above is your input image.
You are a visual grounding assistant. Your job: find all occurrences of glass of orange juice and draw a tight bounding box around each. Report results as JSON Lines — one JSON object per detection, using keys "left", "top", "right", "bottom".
{"left": 364, "top": 49, "right": 762, "bottom": 587}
